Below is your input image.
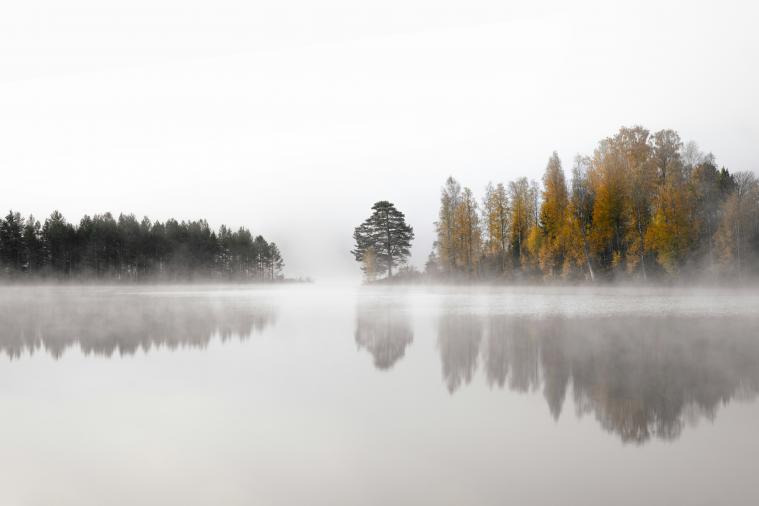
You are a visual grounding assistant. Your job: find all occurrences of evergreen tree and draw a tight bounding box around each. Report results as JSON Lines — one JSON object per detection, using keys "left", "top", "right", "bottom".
{"left": 353, "top": 201, "right": 414, "bottom": 278}
{"left": 22, "top": 215, "right": 44, "bottom": 273}
{"left": 0, "top": 211, "right": 25, "bottom": 273}
{"left": 0, "top": 209, "right": 284, "bottom": 281}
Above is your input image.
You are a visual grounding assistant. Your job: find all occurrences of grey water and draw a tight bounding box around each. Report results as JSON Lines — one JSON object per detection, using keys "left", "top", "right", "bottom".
{"left": 1, "top": 284, "right": 758, "bottom": 506}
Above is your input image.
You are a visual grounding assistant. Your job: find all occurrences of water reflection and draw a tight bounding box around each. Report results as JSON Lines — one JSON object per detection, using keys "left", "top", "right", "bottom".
{"left": 355, "top": 301, "right": 413, "bottom": 370}
{"left": 0, "top": 290, "right": 277, "bottom": 359}
{"left": 438, "top": 314, "right": 483, "bottom": 392}
{"left": 439, "top": 313, "right": 759, "bottom": 443}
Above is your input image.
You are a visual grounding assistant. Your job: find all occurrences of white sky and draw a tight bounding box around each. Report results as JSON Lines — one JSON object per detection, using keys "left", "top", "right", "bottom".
{"left": 1, "top": 1, "right": 757, "bottom": 279}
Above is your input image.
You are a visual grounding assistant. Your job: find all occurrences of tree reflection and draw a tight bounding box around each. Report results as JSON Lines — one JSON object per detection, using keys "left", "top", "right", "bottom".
{"left": 438, "top": 313, "right": 482, "bottom": 393}
{"left": 355, "top": 301, "right": 413, "bottom": 370}
{"left": 0, "top": 290, "right": 277, "bottom": 359}
{"left": 439, "top": 312, "right": 759, "bottom": 443}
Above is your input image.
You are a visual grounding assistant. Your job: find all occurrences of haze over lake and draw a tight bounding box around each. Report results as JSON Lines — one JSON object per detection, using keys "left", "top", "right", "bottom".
{"left": 1, "top": 284, "right": 758, "bottom": 506}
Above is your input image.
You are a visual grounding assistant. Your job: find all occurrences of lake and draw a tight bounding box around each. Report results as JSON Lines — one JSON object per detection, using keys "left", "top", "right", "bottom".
{"left": 1, "top": 284, "right": 758, "bottom": 505}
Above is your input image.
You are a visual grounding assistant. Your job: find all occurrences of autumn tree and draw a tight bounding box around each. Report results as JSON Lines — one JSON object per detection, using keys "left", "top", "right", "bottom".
{"left": 426, "top": 125, "right": 758, "bottom": 282}
{"left": 537, "top": 152, "right": 569, "bottom": 278}
{"left": 436, "top": 177, "right": 462, "bottom": 273}
{"left": 616, "top": 127, "right": 656, "bottom": 278}
{"left": 508, "top": 177, "right": 533, "bottom": 271}
{"left": 566, "top": 156, "right": 596, "bottom": 280}
{"left": 453, "top": 187, "right": 482, "bottom": 275}
{"left": 646, "top": 130, "right": 693, "bottom": 274}
{"left": 589, "top": 137, "right": 629, "bottom": 274}
{"left": 481, "top": 182, "right": 510, "bottom": 275}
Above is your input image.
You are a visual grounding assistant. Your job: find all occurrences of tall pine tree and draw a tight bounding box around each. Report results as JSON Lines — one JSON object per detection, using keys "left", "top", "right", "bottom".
{"left": 352, "top": 201, "right": 414, "bottom": 278}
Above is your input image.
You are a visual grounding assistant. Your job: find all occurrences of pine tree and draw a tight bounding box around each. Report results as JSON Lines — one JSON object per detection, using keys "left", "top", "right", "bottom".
{"left": 22, "top": 215, "right": 44, "bottom": 274}
{"left": 268, "top": 242, "right": 284, "bottom": 279}
{"left": 352, "top": 201, "right": 414, "bottom": 278}
{"left": 0, "top": 211, "right": 25, "bottom": 273}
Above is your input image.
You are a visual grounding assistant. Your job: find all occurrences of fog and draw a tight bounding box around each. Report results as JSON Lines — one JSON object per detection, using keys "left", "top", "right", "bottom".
{"left": 2, "top": 1, "right": 758, "bottom": 279}
{"left": 0, "top": 286, "right": 277, "bottom": 358}
{"left": 2, "top": 284, "right": 759, "bottom": 505}
{"left": 3, "top": 3, "right": 759, "bottom": 503}
{"left": 4, "top": 284, "right": 759, "bottom": 443}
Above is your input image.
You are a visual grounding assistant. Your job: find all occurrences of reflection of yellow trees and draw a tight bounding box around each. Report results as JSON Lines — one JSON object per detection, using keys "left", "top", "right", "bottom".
{"left": 0, "top": 291, "right": 277, "bottom": 359}
{"left": 438, "top": 313, "right": 759, "bottom": 443}
{"left": 355, "top": 303, "right": 413, "bottom": 370}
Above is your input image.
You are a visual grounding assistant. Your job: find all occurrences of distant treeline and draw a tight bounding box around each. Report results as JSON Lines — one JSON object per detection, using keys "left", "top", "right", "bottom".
{"left": 426, "top": 126, "right": 759, "bottom": 281}
{"left": 0, "top": 211, "right": 284, "bottom": 281}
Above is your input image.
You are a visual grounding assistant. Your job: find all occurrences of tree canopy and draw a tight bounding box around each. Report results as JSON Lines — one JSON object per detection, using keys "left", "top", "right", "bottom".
{"left": 0, "top": 210, "right": 284, "bottom": 281}
{"left": 352, "top": 201, "right": 414, "bottom": 279}
{"left": 430, "top": 126, "right": 759, "bottom": 282}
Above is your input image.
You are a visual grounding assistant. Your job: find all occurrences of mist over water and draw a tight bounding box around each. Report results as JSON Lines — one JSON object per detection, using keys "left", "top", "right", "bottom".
{"left": 1, "top": 284, "right": 758, "bottom": 505}
{"left": 0, "top": 287, "right": 277, "bottom": 358}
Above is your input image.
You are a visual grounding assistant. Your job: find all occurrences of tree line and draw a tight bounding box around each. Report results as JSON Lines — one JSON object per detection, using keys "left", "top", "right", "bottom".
{"left": 0, "top": 210, "right": 284, "bottom": 281}
{"left": 429, "top": 126, "right": 759, "bottom": 281}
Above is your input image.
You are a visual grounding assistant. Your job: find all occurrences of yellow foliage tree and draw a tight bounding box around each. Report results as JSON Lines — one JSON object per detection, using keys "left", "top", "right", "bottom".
{"left": 481, "top": 182, "right": 510, "bottom": 275}
{"left": 538, "top": 152, "right": 569, "bottom": 278}
{"left": 453, "top": 187, "right": 482, "bottom": 275}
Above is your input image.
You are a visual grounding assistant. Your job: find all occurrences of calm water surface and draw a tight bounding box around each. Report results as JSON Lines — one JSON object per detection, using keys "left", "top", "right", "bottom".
{"left": 1, "top": 284, "right": 758, "bottom": 505}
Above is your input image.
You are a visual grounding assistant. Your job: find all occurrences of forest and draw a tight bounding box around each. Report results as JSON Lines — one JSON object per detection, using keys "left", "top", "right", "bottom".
{"left": 0, "top": 211, "right": 284, "bottom": 281}
{"left": 427, "top": 126, "right": 759, "bottom": 282}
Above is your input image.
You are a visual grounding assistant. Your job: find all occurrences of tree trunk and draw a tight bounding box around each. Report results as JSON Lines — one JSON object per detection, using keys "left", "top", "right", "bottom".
{"left": 581, "top": 227, "right": 595, "bottom": 282}
{"left": 637, "top": 214, "right": 647, "bottom": 280}
{"left": 385, "top": 210, "right": 392, "bottom": 278}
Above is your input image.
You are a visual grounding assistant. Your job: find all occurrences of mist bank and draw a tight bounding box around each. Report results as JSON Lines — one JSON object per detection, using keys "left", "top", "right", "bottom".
{"left": 355, "top": 126, "right": 759, "bottom": 285}
{"left": 0, "top": 210, "right": 286, "bottom": 282}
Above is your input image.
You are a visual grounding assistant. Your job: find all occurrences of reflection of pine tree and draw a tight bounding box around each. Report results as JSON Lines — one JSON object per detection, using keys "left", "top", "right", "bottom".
{"left": 0, "top": 291, "right": 277, "bottom": 359}
{"left": 354, "top": 304, "right": 413, "bottom": 370}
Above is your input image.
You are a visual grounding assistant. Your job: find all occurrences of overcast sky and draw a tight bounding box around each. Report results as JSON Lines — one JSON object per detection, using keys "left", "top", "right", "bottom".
{"left": 1, "top": 1, "right": 757, "bottom": 279}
